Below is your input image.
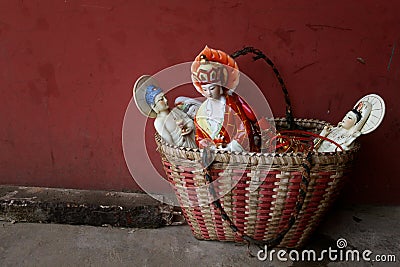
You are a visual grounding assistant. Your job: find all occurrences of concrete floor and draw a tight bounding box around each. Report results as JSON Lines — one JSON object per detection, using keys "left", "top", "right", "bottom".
{"left": 0, "top": 205, "right": 399, "bottom": 267}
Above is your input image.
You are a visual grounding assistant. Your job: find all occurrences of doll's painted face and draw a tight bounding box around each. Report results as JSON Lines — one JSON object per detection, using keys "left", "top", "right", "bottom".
{"left": 201, "top": 84, "right": 223, "bottom": 100}
{"left": 151, "top": 93, "right": 169, "bottom": 113}
{"left": 340, "top": 111, "right": 358, "bottom": 130}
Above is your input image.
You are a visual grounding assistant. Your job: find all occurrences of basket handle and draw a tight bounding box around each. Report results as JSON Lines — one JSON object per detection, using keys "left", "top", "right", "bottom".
{"left": 231, "top": 47, "right": 296, "bottom": 130}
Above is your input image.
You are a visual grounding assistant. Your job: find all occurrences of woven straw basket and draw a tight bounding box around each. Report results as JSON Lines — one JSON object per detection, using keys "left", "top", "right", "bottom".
{"left": 156, "top": 119, "right": 359, "bottom": 248}
{"left": 155, "top": 48, "right": 360, "bottom": 249}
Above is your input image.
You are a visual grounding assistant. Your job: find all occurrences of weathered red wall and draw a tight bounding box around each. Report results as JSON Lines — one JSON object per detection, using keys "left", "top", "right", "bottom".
{"left": 0, "top": 0, "right": 399, "bottom": 204}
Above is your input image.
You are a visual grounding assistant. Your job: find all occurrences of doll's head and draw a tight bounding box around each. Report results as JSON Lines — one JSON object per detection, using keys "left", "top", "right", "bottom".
{"left": 191, "top": 46, "right": 239, "bottom": 96}
{"left": 339, "top": 110, "right": 360, "bottom": 130}
{"left": 338, "top": 101, "right": 372, "bottom": 133}
{"left": 145, "top": 85, "right": 168, "bottom": 114}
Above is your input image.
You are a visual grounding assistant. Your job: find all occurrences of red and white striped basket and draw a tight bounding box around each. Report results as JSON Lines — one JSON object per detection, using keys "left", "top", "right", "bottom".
{"left": 156, "top": 118, "right": 359, "bottom": 248}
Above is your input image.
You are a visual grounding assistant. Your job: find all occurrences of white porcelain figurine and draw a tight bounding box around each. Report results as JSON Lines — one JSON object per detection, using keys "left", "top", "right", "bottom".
{"left": 191, "top": 46, "right": 261, "bottom": 152}
{"left": 315, "top": 94, "right": 385, "bottom": 152}
{"left": 133, "top": 75, "right": 197, "bottom": 148}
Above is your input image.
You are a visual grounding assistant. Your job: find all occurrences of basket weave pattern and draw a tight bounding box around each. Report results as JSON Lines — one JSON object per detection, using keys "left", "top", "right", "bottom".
{"left": 156, "top": 118, "right": 359, "bottom": 248}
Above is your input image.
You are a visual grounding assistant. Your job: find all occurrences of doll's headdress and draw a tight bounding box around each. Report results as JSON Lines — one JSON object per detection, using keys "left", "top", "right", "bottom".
{"left": 351, "top": 102, "right": 363, "bottom": 123}
{"left": 191, "top": 46, "right": 240, "bottom": 95}
{"left": 145, "top": 85, "right": 163, "bottom": 106}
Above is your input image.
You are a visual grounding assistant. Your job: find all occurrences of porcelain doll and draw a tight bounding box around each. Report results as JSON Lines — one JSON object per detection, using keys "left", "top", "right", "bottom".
{"left": 174, "top": 96, "right": 203, "bottom": 120}
{"left": 133, "top": 75, "right": 197, "bottom": 148}
{"left": 191, "top": 46, "right": 261, "bottom": 152}
{"left": 315, "top": 94, "right": 385, "bottom": 152}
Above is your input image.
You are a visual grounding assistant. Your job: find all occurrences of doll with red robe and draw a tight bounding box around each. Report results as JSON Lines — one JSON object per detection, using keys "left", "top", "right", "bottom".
{"left": 191, "top": 46, "right": 261, "bottom": 152}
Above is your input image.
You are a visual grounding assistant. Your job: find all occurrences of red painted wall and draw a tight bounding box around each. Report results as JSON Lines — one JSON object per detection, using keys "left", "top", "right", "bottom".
{"left": 0, "top": 0, "right": 399, "bottom": 204}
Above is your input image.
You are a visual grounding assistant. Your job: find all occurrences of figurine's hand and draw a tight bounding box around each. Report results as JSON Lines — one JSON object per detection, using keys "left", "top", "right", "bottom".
{"left": 176, "top": 119, "right": 193, "bottom": 135}
{"left": 320, "top": 126, "right": 332, "bottom": 137}
{"left": 180, "top": 126, "right": 192, "bottom": 136}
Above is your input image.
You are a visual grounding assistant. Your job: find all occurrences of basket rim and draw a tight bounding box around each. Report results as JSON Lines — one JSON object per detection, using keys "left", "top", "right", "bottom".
{"left": 155, "top": 117, "right": 360, "bottom": 158}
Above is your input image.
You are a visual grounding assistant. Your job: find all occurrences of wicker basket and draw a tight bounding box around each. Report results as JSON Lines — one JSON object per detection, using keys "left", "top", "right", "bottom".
{"left": 156, "top": 118, "right": 359, "bottom": 248}
{"left": 155, "top": 47, "right": 360, "bottom": 248}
